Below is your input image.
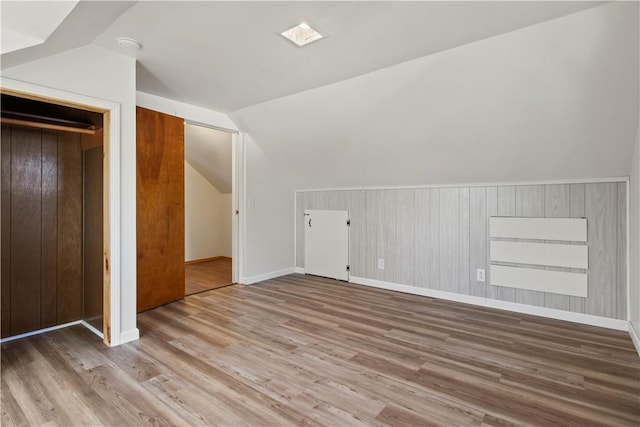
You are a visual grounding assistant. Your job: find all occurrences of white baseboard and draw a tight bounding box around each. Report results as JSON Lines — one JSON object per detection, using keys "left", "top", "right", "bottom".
{"left": 0, "top": 320, "right": 82, "bottom": 344}
{"left": 0, "top": 320, "right": 138, "bottom": 346}
{"left": 244, "top": 268, "right": 296, "bottom": 285}
{"left": 294, "top": 267, "right": 305, "bottom": 274}
{"left": 120, "top": 328, "right": 140, "bottom": 345}
{"left": 81, "top": 321, "right": 104, "bottom": 339}
{"left": 349, "top": 276, "right": 629, "bottom": 331}
{"left": 629, "top": 322, "right": 640, "bottom": 357}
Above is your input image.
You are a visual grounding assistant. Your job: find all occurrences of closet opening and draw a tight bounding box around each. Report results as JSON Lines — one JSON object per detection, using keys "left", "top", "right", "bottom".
{"left": 1, "top": 93, "right": 108, "bottom": 343}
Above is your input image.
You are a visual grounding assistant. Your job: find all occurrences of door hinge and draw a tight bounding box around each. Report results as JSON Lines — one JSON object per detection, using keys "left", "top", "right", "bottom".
{"left": 346, "top": 265, "right": 350, "bottom": 272}
{"left": 346, "top": 219, "right": 351, "bottom": 226}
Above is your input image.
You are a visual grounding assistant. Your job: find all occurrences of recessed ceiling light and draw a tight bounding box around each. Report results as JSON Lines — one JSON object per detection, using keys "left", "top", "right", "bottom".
{"left": 280, "top": 22, "right": 324, "bottom": 47}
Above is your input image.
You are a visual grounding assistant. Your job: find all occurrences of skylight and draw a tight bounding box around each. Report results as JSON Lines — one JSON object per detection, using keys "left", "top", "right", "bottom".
{"left": 280, "top": 22, "right": 324, "bottom": 47}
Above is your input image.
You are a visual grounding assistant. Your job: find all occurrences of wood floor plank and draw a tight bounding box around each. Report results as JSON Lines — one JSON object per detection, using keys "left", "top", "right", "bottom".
{"left": 185, "top": 258, "right": 232, "bottom": 295}
{"left": 377, "top": 402, "right": 474, "bottom": 427}
{"left": 27, "top": 331, "right": 138, "bottom": 427}
{"left": 1, "top": 377, "right": 29, "bottom": 427}
{"left": 2, "top": 341, "right": 61, "bottom": 426}
{"left": 1, "top": 273, "right": 638, "bottom": 426}
{"left": 80, "top": 363, "right": 187, "bottom": 426}
{"left": 134, "top": 323, "right": 321, "bottom": 426}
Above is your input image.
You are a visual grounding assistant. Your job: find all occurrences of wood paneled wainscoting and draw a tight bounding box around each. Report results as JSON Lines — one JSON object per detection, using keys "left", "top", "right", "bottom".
{"left": 1, "top": 124, "right": 84, "bottom": 337}
{"left": 296, "top": 182, "right": 628, "bottom": 322}
{"left": 1, "top": 122, "right": 105, "bottom": 339}
{"left": 1, "top": 274, "right": 638, "bottom": 426}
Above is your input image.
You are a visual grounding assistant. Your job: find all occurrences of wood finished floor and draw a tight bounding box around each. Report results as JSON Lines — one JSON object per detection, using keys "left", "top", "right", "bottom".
{"left": 185, "top": 258, "right": 232, "bottom": 296}
{"left": 1, "top": 273, "right": 639, "bottom": 426}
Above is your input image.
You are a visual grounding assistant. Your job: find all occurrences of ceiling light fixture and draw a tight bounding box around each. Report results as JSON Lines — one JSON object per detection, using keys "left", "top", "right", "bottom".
{"left": 280, "top": 21, "right": 324, "bottom": 47}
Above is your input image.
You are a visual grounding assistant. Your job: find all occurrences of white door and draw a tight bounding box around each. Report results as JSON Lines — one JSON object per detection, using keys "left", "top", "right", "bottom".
{"left": 304, "top": 209, "right": 349, "bottom": 281}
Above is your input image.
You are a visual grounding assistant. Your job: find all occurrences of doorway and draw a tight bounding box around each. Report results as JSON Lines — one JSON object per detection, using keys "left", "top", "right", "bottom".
{"left": 136, "top": 107, "right": 241, "bottom": 308}
{"left": 183, "top": 123, "right": 235, "bottom": 295}
{"left": 1, "top": 92, "right": 108, "bottom": 342}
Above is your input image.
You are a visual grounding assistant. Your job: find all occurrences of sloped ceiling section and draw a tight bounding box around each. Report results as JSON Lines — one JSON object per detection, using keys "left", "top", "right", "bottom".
{"left": 1, "top": 1, "right": 78, "bottom": 54}
{"left": 94, "top": 1, "right": 603, "bottom": 112}
{"left": 185, "top": 124, "right": 233, "bottom": 194}
{"left": 230, "top": 2, "right": 639, "bottom": 189}
{"left": 1, "top": 1, "right": 136, "bottom": 70}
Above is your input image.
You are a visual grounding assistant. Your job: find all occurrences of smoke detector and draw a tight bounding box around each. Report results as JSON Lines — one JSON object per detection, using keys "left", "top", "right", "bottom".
{"left": 116, "top": 37, "right": 142, "bottom": 50}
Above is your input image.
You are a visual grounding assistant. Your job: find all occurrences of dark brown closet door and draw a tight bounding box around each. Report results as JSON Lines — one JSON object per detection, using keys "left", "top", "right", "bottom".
{"left": 1, "top": 125, "right": 10, "bottom": 337}
{"left": 0, "top": 124, "right": 82, "bottom": 338}
{"left": 136, "top": 107, "right": 185, "bottom": 312}
{"left": 57, "top": 132, "right": 83, "bottom": 324}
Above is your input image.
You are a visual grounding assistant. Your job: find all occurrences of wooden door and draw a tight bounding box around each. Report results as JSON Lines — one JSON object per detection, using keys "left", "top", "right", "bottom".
{"left": 136, "top": 107, "right": 185, "bottom": 312}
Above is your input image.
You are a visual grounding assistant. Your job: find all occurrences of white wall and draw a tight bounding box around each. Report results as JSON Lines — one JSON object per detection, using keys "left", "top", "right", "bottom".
{"left": 243, "top": 134, "right": 298, "bottom": 281}
{"left": 630, "top": 126, "right": 640, "bottom": 351}
{"left": 2, "top": 45, "right": 138, "bottom": 343}
{"left": 229, "top": 2, "right": 639, "bottom": 281}
{"left": 185, "top": 161, "right": 232, "bottom": 261}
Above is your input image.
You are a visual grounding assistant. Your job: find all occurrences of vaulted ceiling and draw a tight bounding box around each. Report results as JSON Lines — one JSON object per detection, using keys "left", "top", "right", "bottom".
{"left": 2, "top": 1, "right": 637, "bottom": 187}
{"left": 3, "top": 1, "right": 604, "bottom": 113}
{"left": 99, "top": 1, "right": 606, "bottom": 112}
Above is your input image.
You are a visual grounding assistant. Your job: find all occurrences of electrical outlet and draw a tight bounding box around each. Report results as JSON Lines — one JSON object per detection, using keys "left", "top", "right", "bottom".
{"left": 378, "top": 259, "right": 385, "bottom": 270}
{"left": 476, "top": 268, "right": 485, "bottom": 282}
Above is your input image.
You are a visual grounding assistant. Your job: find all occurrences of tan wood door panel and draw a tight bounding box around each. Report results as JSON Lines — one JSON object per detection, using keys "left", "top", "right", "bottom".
{"left": 136, "top": 107, "right": 185, "bottom": 312}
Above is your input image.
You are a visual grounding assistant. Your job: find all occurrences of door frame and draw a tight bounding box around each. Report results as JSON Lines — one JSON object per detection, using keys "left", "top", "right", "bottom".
{"left": 1, "top": 78, "right": 121, "bottom": 346}
{"left": 184, "top": 120, "right": 243, "bottom": 284}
